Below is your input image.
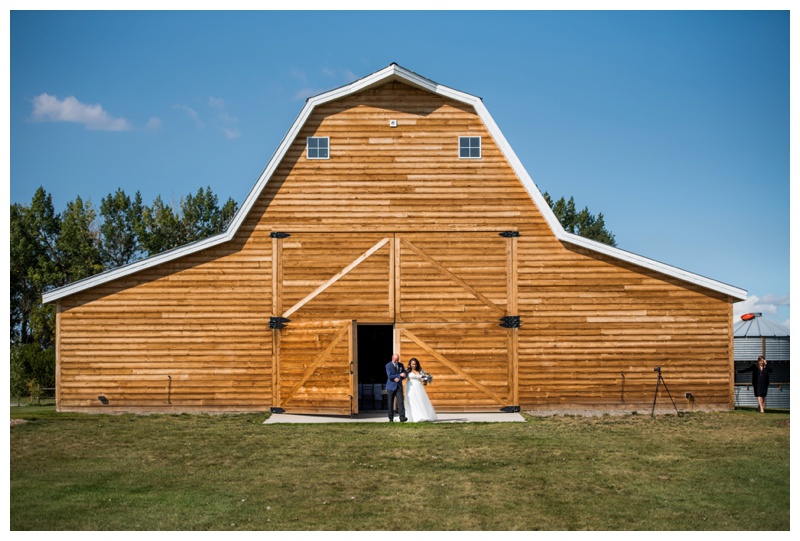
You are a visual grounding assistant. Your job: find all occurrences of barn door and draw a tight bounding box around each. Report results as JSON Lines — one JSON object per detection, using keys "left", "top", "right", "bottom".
{"left": 397, "top": 323, "right": 512, "bottom": 411}
{"left": 276, "top": 233, "right": 392, "bottom": 322}
{"left": 395, "top": 232, "right": 518, "bottom": 412}
{"left": 272, "top": 320, "right": 357, "bottom": 415}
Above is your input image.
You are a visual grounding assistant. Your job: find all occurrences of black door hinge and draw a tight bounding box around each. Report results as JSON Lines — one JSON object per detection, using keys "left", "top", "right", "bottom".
{"left": 500, "top": 315, "right": 521, "bottom": 328}
{"left": 270, "top": 316, "right": 291, "bottom": 329}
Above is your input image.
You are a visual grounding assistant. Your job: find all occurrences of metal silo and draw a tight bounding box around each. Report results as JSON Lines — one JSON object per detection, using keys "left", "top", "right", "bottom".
{"left": 734, "top": 313, "right": 790, "bottom": 410}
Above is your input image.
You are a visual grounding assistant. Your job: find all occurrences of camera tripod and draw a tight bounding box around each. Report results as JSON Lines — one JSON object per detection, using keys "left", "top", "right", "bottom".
{"left": 651, "top": 368, "right": 679, "bottom": 417}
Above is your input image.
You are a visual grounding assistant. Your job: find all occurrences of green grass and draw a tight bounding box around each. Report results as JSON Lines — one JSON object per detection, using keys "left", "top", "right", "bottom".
{"left": 10, "top": 407, "right": 789, "bottom": 530}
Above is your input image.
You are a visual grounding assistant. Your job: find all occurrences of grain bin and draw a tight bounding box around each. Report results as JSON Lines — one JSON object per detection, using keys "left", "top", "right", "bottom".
{"left": 734, "top": 313, "right": 790, "bottom": 409}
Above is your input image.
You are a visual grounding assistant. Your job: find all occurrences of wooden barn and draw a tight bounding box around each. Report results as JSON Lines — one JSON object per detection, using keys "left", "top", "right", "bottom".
{"left": 42, "top": 64, "right": 747, "bottom": 415}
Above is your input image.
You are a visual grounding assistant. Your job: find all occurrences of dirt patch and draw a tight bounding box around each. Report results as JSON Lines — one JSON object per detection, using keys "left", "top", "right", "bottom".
{"left": 10, "top": 419, "right": 28, "bottom": 427}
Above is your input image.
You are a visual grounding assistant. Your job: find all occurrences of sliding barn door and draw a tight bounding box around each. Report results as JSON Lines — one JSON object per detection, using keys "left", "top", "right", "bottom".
{"left": 395, "top": 232, "right": 518, "bottom": 412}
{"left": 277, "top": 233, "right": 393, "bottom": 322}
{"left": 269, "top": 231, "right": 518, "bottom": 414}
{"left": 270, "top": 232, "right": 391, "bottom": 415}
{"left": 273, "top": 320, "right": 357, "bottom": 415}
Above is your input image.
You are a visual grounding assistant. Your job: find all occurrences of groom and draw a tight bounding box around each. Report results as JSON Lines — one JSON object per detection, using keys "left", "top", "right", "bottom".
{"left": 385, "top": 353, "right": 407, "bottom": 422}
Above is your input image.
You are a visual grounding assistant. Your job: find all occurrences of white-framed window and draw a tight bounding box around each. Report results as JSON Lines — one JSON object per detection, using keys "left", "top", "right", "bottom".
{"left": 459, "top": 136, "right": 481, "bottom": 159}
{"left": 307, "top": 136, "right": 330, "bottom": 159}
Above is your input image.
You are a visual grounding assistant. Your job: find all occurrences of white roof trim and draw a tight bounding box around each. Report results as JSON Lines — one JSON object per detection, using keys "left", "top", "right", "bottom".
{"left": 42, "top": 63, "right": 747, "bottom": 304}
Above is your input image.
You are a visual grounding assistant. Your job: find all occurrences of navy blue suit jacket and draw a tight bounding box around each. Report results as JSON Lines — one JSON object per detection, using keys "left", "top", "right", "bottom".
{"left": 385, "top": 361, "right": 406, "bottom": 391}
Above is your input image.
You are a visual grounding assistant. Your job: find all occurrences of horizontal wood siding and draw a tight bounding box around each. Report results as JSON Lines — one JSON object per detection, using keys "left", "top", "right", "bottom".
{"left": 517, "top": 239, "right": 734, "bottom": 410}
{"left": 57, "top": 236, "right": 272, "bottom": 412}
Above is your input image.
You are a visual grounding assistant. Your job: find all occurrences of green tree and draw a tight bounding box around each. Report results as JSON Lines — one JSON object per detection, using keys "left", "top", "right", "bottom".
{"left": 216, "top": 195, "right": 237, "bottom": 232}
{"left": 10, "top": 344, "right": 28, "bottom": 403}
{"left": 26, "top": 186, "right": 63, "bottom": 282}
{"left": 182, "top": 187, "right": 219, "bottom": 242}
{"left": 99, "top": 189, "right": 144, "bottom": 268}
{"left": 10, "top": 188, "right": 63, "bottom": 346}
{"left": 10, "top": 343, "right": 55, "bottom": 401}
{"left": 138, "top": 187, "right": 239, "bottom": 256}
{"left": 181, "top": 186, "right": 239, "bottom": 243}
{"left": 10, "top": 188, "right": 105, "bottom": 347}
{"left": 58, "top": 196, "right": 104, "bottom": 283}
{"left": 10, "top": 203, "right": 41, "bottom": 344}
{"left": 138, "top": 195, "right": 186, "bottom": 256}
{"left": 543, "top": 192, "right": 617, "bottom": 247}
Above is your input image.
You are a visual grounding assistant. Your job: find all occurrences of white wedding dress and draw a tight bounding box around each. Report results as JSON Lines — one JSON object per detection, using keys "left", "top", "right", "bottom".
{"left": 405, "top": 371, "right": 437, "bottom": 422}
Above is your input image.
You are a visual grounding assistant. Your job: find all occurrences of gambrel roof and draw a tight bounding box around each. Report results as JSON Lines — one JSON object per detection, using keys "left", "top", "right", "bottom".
{"left": 43, "top": 63, "right": 747, "bottom": 304}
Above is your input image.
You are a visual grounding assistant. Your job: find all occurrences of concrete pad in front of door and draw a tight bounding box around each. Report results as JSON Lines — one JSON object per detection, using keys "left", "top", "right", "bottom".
{"left": 263, "top": 411, "right": 526, "bottom": 424}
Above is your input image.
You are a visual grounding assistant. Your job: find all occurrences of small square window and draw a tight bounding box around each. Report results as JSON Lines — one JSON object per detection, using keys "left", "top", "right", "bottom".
{"left": 307, "top": 137, "right": 330, "bottom": 159}
{"left": 459, "top": 136, "right": 481, "bottom": 159}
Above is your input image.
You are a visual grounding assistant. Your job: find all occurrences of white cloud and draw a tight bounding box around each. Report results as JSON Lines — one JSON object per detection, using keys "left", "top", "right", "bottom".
{"left": 173, "top": 104, "right": 204, "bottom": 128}
{"left": 322, "top": 67, "right": 358, "bottom": 84}
{"left": 218, "top": 111, "right": 237, "bottom": 125}
{"left": 290, "top": 68, "right": 307, "bottom": 84}
{"left": 31, "top": 93, "right": 131, "bottom": 131}
{"left": 760, "top": 294, "right": 790, "bottom": 306}
{"left": 208, "top": 96, "right": 239, "bottom": 137}
{"left": 322, "top": 68, "right": 358, "bottom": 84}
{"left": 175, "top": 97, "right": 239, "bottom": 139}
{"left": 292, "top": 68, "right": 358, "bottom": 101}
{"left": 208, "top": 96, "right": 226, "bottom": 109}
{"left": 145, "top": 117, "right": 162, "bottom": 131}
{"left": 733, "top": 294, "right": 790, "bottom": 320}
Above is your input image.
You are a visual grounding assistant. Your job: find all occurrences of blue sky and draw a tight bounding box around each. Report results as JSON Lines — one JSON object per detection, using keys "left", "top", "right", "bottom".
{"left": 6, "top": 8, "right": 792, "bottom": 327}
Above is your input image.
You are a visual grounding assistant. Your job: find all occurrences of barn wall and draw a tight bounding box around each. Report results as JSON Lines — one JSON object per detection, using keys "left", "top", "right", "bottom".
{"left": 57, "top": 233, "right": 272, "bottom": 412}
{"left": 55, "top": 80, "right": 736, "bottom": 412}
{"left": 517, "top": 239, "right": 734, "bottom": 410}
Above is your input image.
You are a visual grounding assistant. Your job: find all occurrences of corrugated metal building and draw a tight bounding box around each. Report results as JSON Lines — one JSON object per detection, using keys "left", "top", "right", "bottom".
{"left": 734, "top": 313, "right": 790, "bottom": 410}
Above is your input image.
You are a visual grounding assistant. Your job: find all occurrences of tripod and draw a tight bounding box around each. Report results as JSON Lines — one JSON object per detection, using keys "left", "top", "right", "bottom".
{"left": 651, "top": 368, "right": 679, "bottom": 417}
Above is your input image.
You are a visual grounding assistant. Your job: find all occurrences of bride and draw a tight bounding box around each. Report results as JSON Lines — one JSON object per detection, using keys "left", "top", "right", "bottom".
{"left": 405, "top": 358, "right": 437, "bottom": 422}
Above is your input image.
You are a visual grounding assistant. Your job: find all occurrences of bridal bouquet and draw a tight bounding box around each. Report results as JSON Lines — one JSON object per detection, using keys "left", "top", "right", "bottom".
{"left": 420, "top": 371, "right": 433, "bottom": 386}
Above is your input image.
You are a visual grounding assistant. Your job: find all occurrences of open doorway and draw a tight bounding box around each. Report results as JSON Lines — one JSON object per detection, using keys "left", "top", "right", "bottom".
{"left": 357, "top": 324, "right": 393, "bottom": 411}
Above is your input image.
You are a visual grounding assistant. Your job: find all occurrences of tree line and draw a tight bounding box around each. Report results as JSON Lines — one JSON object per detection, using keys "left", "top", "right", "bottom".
{"left": 10, "top": 185, "right": 237, "bottom": 400}
{"left": 543, "top": 192, "right": 617, "bottom": 247}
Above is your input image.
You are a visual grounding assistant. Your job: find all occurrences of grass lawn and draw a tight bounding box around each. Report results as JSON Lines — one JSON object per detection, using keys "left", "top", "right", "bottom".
{"left": 10, "top": 407, "right": 789, "bottom": 531}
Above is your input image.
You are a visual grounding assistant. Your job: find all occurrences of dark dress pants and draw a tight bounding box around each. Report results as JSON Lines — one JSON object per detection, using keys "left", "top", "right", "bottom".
{"left": 387, "top": 386, "right": 405, "bottom": 420}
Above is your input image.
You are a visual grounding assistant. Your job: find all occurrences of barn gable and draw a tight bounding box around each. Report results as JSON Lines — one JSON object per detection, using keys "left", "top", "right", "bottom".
{"left": 43, "top": 64, "right": 746, "bottom": 414}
